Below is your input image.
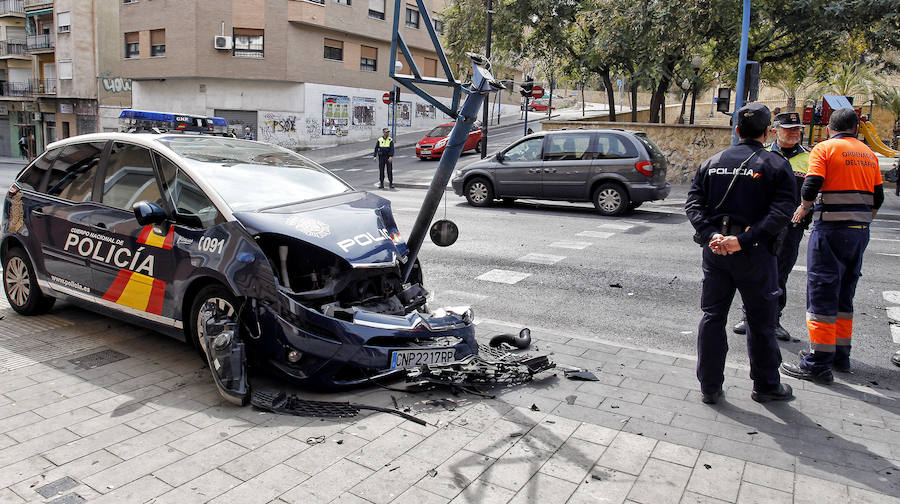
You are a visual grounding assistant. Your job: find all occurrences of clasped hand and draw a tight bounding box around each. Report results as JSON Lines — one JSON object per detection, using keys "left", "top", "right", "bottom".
{"left": 708, "top": 234, "right": 741, "bottom": 255}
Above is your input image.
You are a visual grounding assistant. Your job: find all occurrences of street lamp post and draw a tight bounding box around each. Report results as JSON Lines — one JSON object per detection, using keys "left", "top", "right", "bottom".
{"left": 393, "top": 61, "right": 402, "bottom": 140}
{"left": 689, "top": 56, "right": 702, "bottom": 124}
{"left": 732, "top": 0, "right": 751, "bottom": 145}
{"left": 480, "top": 0, "right": 493, "bottom": 159}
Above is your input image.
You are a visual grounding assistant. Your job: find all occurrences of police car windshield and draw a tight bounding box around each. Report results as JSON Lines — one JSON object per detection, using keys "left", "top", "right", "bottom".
{"left": 158, "top": 137, "right": 352, "bottom": 211}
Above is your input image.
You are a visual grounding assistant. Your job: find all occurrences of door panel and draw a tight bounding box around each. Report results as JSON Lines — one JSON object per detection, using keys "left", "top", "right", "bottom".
{"left": 493, "top": 137, "right": 543, "bottom": 197}
{"left": 591, "top": 133, "right": 640, "bottom": 186}
{"left": 542, "top": 133, "right": 595, "bottom": 199}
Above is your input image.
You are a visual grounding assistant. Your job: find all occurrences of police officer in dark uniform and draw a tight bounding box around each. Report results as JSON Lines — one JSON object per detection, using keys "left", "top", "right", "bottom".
{"left": 685, "top": 103, "right": 796, "bottom": 404}
{"left": 373, "top": 127, "right": 394, "bottom": 189}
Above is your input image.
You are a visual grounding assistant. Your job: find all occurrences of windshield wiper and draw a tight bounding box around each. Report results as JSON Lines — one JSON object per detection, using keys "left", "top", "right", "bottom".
{"left": 257, "top": 190, "right": 358, "bottom": 212}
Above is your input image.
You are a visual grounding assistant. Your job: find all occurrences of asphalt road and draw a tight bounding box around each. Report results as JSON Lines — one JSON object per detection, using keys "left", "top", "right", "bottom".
{"left": 370, "top": 187, "right": 900, "bottom": 386}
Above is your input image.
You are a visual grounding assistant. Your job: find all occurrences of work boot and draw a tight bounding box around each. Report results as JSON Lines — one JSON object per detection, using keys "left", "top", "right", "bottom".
{"left": 780, "top": 361, "right": 834, "bottom": 384}
{"left": 390, "top": 183, "right": 395, "bottom": 189}
{"left": 701, "top": 388, "right": 724, "bottom": 405}
{"left": 799, "top": 349, "right": 849, "bottom": 373}
{"left": 892, "top": 350, "right": 900, "bottom": 368}
{"left": 733, "top": 319, "right": 746, "bottom": 335}
{"left": 774, "top": 323, "right": 791, "bottom": 341}
{"left": 378, "top": 182, "right": 385, "bottom": 189}
{"left": 751, "top": 383, "right": 793, "bottom": 403}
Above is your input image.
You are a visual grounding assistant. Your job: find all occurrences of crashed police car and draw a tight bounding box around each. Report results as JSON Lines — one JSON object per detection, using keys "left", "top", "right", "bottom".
{"left": 1, "top": 110, "right": 476, "bottom": 404}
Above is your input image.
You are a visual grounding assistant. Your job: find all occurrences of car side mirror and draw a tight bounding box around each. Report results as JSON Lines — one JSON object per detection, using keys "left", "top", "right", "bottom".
{"left": 496, "top": 152, "right": 504, "bottom": 163}
{"left": 133, "top": 200, "right": 168, "bottom": 226}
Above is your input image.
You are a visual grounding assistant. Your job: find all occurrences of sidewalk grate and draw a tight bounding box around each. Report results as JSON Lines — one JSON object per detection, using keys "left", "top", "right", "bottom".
{"left": 68, "top": 349, "right": 129, "bottom": 370}
{"left": 36, "top": 476, "right": 78, "bottom": 499}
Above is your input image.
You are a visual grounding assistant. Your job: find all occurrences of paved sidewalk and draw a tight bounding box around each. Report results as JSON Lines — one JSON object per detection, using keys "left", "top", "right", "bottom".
{"left": 0, "top": 295, "right": 898, "bottom": 503}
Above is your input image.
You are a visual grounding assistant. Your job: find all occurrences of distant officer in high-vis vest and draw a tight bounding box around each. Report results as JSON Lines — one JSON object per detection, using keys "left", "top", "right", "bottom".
{"left": 781, "top": 108, "right": 884, "bottom": 383}
{"left": 733, "top": 112, "right": 810, "bottom": 341}
{"left": 373, "top": 127, "right": 394, "bottom": 189}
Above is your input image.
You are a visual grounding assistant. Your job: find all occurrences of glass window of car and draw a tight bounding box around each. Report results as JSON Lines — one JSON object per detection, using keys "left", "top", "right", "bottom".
{"left": 633, "top": 134, "right": 666, "bottom": 164}
{"left": 156, "top": 154, "right": 224, "bottom": 228}
{"left": 544, "top": 133, "right": 593, "bottom": 161}
{"left": 427, "top": 125, "right": 452, "bottom": 137}
{"left": 101, "top": 142, "right": 164, "bottom": 211}
{"left": 157, "top": 136, "right": 352, "bottom": 212}
{"left": 503, "top": 137, "right": 543, "bottom": 162}
{"left": 45, "top": 142, "right": 106, "bottom": 202}
{"left": 595, "top": 134, "right": 638, "bottom": 159}
{"left": 17, "top": 148, "right": 62, "bottom": 192}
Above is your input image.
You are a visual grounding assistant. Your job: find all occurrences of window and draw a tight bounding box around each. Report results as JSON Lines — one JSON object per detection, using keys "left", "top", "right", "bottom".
{"left": 233, "top": 28, "right": 264, "bottom": 58}
{"left": 150, "top": 29, "right": 165, "bottom": 57}
{"left": 45, "top": 142, "right": 106, "bottom": 202}
{"left": 360, "top": 45, "right": 377, "bottom": 72}
{"left": 405, "top": 6, "right": 419, "bottom": 28}
{"left": 156, "top": 154, "right": 223, "bottom": 228}
{"left": 57, "top": 12, "right": 71, "bottom": 33}
{"left": 333, "top": 0, "right": 350, "bottom": 4}
{"left": 424, "top": 57, "right": 438, "bottom": 78}
{"left": 433, "top": 19, "right": 444, "bottom": 35}
{"left": 102, "top": 143, "right": 163, "bottom": 210}
{"left": 368, "top": 0, "right": 384, "bottom": 19}
{"left": 544, "top": 133, "right": 593, "bottom": 161}
{"left": 58, "top": 60, "right": 73, "bottom": 80}
{"left": 123, "top": 0, "right": 139, "bottom": 3}
{"left": 324, "top": 38, "right": 343, "bottom": 61}
{"left": 596, "top": 133, "right": 638, "bottom": 159}
{"left": 17, "top": 148, "right": 62, "bottom": 192}
{"left": 124, "top": 32, "right": 139, "bottom": 59}
{"left": 503, "top": 138, "right": 543, "bottom": 162}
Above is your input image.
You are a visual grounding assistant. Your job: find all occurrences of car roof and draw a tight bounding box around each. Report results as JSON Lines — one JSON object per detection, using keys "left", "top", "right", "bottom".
{"left": 548, "top": 128, "right": 644, "bottom": 135}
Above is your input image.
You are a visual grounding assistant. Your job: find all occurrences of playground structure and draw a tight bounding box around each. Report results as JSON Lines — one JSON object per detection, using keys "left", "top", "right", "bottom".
{"left": 860, "top": 119, "right": 899, "bottom": 158}
{"left": 800, "top": 94, "right": 898, "bottom": 158}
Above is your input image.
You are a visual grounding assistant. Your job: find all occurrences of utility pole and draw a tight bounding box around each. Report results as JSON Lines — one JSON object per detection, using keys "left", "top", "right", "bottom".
{"left": 392, "top": 84, "right": 398, "bottom": 141}
{"left": 731, "top": 0, "right": 750, "bottom": 145}
{"left": 480, "top": 0, "right": 493, "bottom": 158}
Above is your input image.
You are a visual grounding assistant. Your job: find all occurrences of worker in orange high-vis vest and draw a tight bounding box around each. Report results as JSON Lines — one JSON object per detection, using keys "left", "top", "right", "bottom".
{"left": 781, "top": 108, "right": 884, "bottom": 384}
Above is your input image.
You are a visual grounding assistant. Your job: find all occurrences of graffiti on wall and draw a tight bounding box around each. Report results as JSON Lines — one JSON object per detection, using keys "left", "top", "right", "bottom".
{"left": 352, "top": 97, "right": 376, "bottom": 126}
{"left": 388, "top": 101, "right": 412, "bottom": 127}
{"left": 260, "top": 112, "right": 300, "bottom": 148}
{"left": 322, "top": 94, "right": 350, "bottom": 135}
{"left": 415, "top": 103, "right": 436, "bottom": 120}
{"left": 101, "top": 77, "right": 132, "bottom": 93}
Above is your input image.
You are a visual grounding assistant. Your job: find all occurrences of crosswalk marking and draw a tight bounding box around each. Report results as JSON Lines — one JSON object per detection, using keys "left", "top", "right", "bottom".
{"left": 597, "top": 223, "right": 634, "bottom": 231}
{"left": 517, "top": 253, "right": 566, "bottom": 265}
{"left": 883, "top": 291, "right": 900, "bottom": 305}
{"left": 346, "top": 168, "right": 362, "bottom": 172}
{"left": 476, "top": 269, "right": 531, "bottom": 284}
{"left": 549, "top": 241, "right": 592, "bottom": 250}
{"left": 576, "top": 231, "right": 615, "bottom": 239}
{"left": 893, "top": 325, "right": 900, "bottom": 344}
{"left": 887, "top": 306, "right": 900, "bottom": 322}
{"left": 871, "top": 237, "right": 900, "bottom": 243}
{"left": 877, "top": 253, "right": 900, "bottom": 257}
{"left": 792, "top": 265, "right": 807, "bottom": 272}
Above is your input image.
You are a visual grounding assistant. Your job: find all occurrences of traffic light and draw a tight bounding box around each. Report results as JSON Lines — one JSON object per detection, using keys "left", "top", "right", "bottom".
{"left": 519, "top": 76, "right": 534, "bottom": 97}
{"left": 743, "top": 61, "right": 760, "bottom": 102}
{"left": 388, "top": 90, "right": 400, "bottom": 104}
{"left": 716, "top": 87, "right": 731, "bottom": 113}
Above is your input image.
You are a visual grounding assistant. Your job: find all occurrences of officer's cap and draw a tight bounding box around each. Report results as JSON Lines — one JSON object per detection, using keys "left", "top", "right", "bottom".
{"left": 773, "top": 112, "right": 803, "bottom": 128}
{"left": 382, "top": 128, "right": 390, "bottom": 133}
{"left": 737, "top": 103, "right": 771, "bottom": 132}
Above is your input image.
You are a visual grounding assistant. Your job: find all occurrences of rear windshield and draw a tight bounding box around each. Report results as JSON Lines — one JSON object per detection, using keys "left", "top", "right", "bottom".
{"left": 427, "top": 126, "right": 453, "bottom": 137}
{"left": 634, "top": 134, "right": 666, "bottom": 164}
{"left": 157, "top": 137, "right": 352, "bottom": 212}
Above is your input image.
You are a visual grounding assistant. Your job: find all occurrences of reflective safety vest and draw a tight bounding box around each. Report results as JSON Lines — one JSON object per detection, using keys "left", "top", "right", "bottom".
{"left": 768, "top": 144, "right": 810, "bottom": 177}
{"left": 378, "top": 137, "right": 393, "bottom": 148}
{"left": 807, "top": 136, "right": 882, "bottom": 223}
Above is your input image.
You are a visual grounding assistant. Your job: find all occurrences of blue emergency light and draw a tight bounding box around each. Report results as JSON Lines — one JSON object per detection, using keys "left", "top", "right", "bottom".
{"left": 118, "top": 109, "right": 229, "bottom": 135}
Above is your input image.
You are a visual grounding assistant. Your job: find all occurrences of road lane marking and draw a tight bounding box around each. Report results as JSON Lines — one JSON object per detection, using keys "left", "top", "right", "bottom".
{"left": 597, "top": 223, "right": 634, "bottom": 231}
{"left": 792, "top": 265, "right": 807, "bottom": 272}
{"left": 576, "top": 231, "right": 615, "bottom": 239}
{"left": 517, "top": 253, "right": 566, "bottom": 265}
{"left": 476, "top": 269, "right": 531, "bottom": 284}
{"left": 877, "top": 253, "right": 900, "bottom": 257}
{"left": 871, "top": 238, "right": 900, "bottom": 243}
{"left": 884, "top": 291, "right": 900, "bottom": 305}
{"left": 346, "top": 168, "right": 362, "bottom": 172}
{"left": 893, "top": 325, "right": 900, "bottom": 344}
{"left": 887, "top": 306, "right": 900, "bottom": 322}
{"left": 549, "top": 241, "right": 592, "bottom": 250}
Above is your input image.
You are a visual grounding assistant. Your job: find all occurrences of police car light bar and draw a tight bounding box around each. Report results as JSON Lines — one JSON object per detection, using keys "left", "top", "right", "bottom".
{"left": 118, "top": 109, "right": 229, "bottom": 136}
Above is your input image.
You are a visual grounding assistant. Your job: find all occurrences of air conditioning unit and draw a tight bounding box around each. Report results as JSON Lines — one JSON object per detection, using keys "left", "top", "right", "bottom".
{"left": 214, "top": 36, "right": 232, "bottom": 50}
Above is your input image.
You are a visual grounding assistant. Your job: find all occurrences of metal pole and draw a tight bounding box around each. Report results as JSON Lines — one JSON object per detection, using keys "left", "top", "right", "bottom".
{"left": 731, "top": 0, "right": 751, "bottom": 145}
{"left": 391, "top": 85, "right": 398, "bottom": 140}
{"left": 401, "top": 80, "right": 491, "bottom": 282}
{"left": 689, "top": 84, "right": 697, "bottom": 124}
{"left": 523, "top": 96, "right": 529, "bottom": 136}
{"left": 480, "top": 0, "right": 492, "bottom": 158}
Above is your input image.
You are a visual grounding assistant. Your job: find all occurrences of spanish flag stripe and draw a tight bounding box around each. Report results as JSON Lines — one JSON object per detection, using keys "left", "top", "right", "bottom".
{"left": 116, "top": 272, "right": 155, "bottom": 311}
{"left": 102, "top": 269, "right": 134, "bottom": 302}
{"left": 145, "top": 278, "right": 166, "bottom": 315}
{"left": 137, "top": 225, "right": 153, "bottom": 244}
{"left": 161, "top": 227, "right": 175, "bottom": 250}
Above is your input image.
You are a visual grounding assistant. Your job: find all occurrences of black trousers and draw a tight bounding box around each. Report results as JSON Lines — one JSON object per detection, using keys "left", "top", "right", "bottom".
{"left": 698, "top": 246, "right": 783, "bottom": 394}
{"left": 776, "top": 224, "right": 806, "bottom": 315}
{"left": 378, "top": 155, "right": 393, "bottom": 184}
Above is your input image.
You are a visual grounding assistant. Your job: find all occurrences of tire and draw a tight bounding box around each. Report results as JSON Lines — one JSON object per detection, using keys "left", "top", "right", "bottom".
{"left": 3, "top": 247, "right": 54, "bottom": 315}
{"left": 592, "top": 183, "right": 629, "bottom": 216}
{"left": 188, "top": 284, "right": 240, "bottom": 359}
{"left": 465, "top": 177, "right": 494, "bottom": 207}
{"left": 474, "top": 140, "right": 481, "bottom": 153}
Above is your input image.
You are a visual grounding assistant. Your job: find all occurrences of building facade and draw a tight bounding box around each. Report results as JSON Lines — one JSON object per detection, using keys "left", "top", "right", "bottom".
{"left": 119, "top": 0, "right": 518, "bottom": 149}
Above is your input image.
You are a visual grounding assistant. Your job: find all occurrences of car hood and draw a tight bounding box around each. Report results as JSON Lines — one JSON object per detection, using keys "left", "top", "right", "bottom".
{"left": 233, "top": 192, "right": 408, "bottom": 267}
{"left": 419, "top": 136, "right": 446, "bottom": 144}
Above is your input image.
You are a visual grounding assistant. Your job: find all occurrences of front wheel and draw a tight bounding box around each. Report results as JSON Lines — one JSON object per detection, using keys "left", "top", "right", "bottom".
{"left": 465, "top": 177, "right": 494, "bottom": 207}
{"left": 592, "top": 183, "right": 629, "bottom": 216}
{"left": 3, "top": 247, "right": 54, "bottom": 315}
{"left": 189, "top": 284, "right": 240, "bottom": 359}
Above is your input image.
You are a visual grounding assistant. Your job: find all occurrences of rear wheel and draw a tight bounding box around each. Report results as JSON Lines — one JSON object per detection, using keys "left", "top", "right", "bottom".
{"left": 465, "top": 177, "right": 494, "bottom": 207}
{"left": 3, "top": 247, "right": 54, "bottom": 315}
{"left": 592, "top": 183, "right": 629, "bottom": 216}
{"left": 189, "top": 284, "right": 239, "bottom": 360}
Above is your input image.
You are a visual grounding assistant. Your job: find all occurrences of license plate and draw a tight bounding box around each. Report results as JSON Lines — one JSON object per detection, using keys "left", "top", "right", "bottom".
{"left": 390, "top": 348, "right": 456, "bottom": 369}
{"left": 420, "top": 150, "right": 431, "bottom": 155}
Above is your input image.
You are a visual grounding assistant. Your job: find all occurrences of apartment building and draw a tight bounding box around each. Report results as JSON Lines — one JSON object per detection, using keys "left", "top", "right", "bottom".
{"left": 119, "top": 0, "right": 519, "bottom": 149}
{"left": 0, "top": 0, "right": 130, "bottom": 158}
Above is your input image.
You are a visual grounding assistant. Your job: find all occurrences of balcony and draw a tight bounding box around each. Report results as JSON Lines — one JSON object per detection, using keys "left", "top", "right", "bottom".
{"left": 0, "top": 0, "right": 24, "bottom": 16}
{"left": 0, "top": 81, "right": 30, "bottom": 97}
{"left": 30, "top": 78, "right": 54, "bottom": 94}
{"left": 0, "top": 40, "right": 26, "bottom": 57}
{"left": 23, "top": 0, "right": 51, "bottom": 10}
{"left": 26, "top": 33, "right": 53, "bottom": 52}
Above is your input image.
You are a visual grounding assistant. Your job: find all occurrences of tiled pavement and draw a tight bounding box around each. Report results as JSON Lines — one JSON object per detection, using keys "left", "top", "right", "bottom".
{"left": 0, "top": 298, "right": 899, "bottom": 503}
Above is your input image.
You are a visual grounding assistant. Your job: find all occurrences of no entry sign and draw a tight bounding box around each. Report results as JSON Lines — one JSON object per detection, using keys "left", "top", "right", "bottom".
{"left": 383, "top": 92, "right": 391, "bottom": 104}
{"left": 531, "top": 85, "right": 544, "bottom": 99}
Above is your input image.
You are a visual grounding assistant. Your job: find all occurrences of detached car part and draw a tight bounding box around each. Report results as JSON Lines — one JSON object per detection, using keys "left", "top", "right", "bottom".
{"left": 406, "top": 352, "right": 555, "bottom": 391}
{"left": 250, "top": 388, "right": 426, "bottom": 426}
{"left": 489, "top": 328, "right": 532, "bottom": 349}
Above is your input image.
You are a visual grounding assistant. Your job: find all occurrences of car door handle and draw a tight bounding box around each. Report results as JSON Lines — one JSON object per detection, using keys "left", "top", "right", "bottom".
{"left": 543, "top": 168, "right": 557, "bottom": 173}
{"left": 528, "top": 168, "right": 541, "bottom": 173}
{"left": 31, "top": 208, "right": 46, "bottom": 217}
{"left": 92, "top": 222, "right": 108, "bottom": 230}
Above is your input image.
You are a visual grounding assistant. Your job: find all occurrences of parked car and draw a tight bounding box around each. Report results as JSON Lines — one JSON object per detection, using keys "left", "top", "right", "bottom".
{"left": 415, "top": 123, "right": 482, "bottom": 160}
{"left": 521, "top": 99, "right": 555, "bottom": 112}
{"left": 450, "top": 129, "right": 671, "bottom": 216}
{"left": 1, "top": 126, "right": 476, "bottom": 402}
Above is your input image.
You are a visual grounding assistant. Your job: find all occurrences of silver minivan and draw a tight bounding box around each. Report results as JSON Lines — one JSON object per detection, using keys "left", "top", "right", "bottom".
{"left": 450, "top": 129, "right": 671, "bottom": 216}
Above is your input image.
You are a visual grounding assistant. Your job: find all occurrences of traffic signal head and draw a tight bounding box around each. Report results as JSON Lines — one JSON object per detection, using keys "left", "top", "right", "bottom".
{"left": 519, "top": 76, "right": 534, "bottom": 97}
{"left": 388, "top": 90, "right": 395, "bottom": 103}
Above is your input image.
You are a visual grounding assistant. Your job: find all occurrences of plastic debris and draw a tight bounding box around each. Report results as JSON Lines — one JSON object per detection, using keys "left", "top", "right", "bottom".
{"left": 564, "top": 369, "right": 599, "bottom": 381}
{"left": 489, "top": 328, "right": 532, "bottom": 349}
{"left": 530, "top": 404, "right": 540, "bottom": 411}
{"left": 251, "top": 389, "right": 427, "bottom": 426}
{"left": 565, "top": 395, "right": 577, "bottom": 405}
{"left": 427, "top": 469, "right": 438, "bottom": 477}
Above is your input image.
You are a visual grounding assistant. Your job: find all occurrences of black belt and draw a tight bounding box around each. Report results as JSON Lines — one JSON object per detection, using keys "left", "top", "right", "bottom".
{"left": 722, "top": 223, "right": 747, "bottom": 236}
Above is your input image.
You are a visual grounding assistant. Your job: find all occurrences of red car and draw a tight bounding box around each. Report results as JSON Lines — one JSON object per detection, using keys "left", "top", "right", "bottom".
{"left": 525, "top": 99, "right": 555, "bottom": 112}
{"left": 416, "top": 123, "right": 482, "bottom": 160}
